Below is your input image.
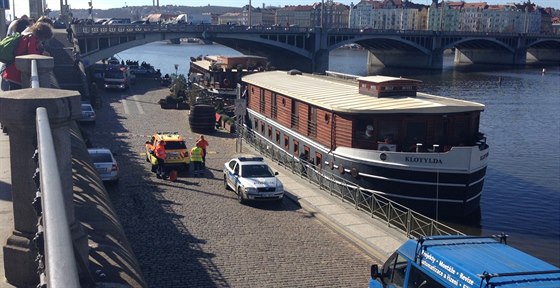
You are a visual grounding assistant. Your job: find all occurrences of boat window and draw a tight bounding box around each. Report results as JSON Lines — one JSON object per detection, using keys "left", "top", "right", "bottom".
{"left": 379, "top": 120, "right": 399, "bottom": 144}
{"left": 291, "top": 101, "right": 299, "bottom": 129}
{"left": 433, "top": 118, "right": 446, "bottom": 148}
{"left": 405, "top": 121, "right": 427, "bottom": 152}
{"left": 353, "top": 119, "right": 376, "bottom": 149}
{"left": 276, "top": 131, "right": 280, "bottom": 144}
{"left": 259, "top": 90, "right": 265, "bottom": 113}
{"left": 271, "top": 93, "right": 278, "bottom": 119}
{"left": 308, "top": 106, "right": 317, "bottom": 137}
{"left": 451, "top": 117, "right": 470, "bottom": 145}
{"left": 315, "top": 152, "right": 322, "bottom": 169}
{"left": 293, "top": 140, "right": 299, "bottom": 156}
{"left": 268, "top": 126, "right": 272, "bottom": 139}
{"left": 260, "top": 123, "right": 265, "bottom": 133}
{"left": 284, "top": 135, "right": 289, "bottom": 149}
{"left": 407, "top": 265, "right": 445, "bottom": 288}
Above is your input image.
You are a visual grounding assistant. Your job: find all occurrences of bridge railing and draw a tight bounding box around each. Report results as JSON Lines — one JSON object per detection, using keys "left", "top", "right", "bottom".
{"left": 34, "top": 107, "right": 82, "bottom": 287}
{"left": 241, "top": 126, "right": 463, "bottom": 238}
{"left": 72, "top": 23, "right": 557, "bottom": 38}
{"left": 72, "top": 23, "right": 317, "bottom": 36}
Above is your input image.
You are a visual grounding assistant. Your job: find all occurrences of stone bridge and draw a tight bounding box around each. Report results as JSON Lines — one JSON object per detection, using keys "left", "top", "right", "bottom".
{"left": 72, "top": 24, "right": 560, "bottom": 73}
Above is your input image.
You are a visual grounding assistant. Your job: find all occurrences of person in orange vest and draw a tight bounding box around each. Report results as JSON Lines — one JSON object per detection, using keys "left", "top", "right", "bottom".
{"left": 154, "top": 140, "right": 167, "bottom": 179}
{"left": 190, "top": 143, "right": 204, "bottom": 176}
{"left": 195, "top": 135, "right": 209, "bottom": 168}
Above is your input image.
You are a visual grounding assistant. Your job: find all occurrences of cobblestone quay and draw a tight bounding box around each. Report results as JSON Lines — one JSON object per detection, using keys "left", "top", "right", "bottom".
{"left": 81, "top": 79, "right": 375, "bottom": 287}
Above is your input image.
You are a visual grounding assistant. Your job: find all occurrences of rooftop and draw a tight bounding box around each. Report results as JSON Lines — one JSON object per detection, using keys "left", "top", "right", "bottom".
{"left": 242, "top": 71, "right": 485, "bottom": 114}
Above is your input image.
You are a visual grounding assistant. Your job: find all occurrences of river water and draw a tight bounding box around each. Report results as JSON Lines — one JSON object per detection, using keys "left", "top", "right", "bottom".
{"left": 118, "top": 42, "right": 560, "bottom": 266}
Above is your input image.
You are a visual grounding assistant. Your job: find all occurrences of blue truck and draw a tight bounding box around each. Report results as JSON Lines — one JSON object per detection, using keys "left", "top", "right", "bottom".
{"left": 369, "top": 235, "right": 560, "bottom": 288}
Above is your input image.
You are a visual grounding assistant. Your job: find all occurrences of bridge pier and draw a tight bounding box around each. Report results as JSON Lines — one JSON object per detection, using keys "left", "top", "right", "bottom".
{"left": 0, "top": 56, "right": 87, "bottom": 287}
{"left": 366, "top": 49, "right": 443, "bottom": 72}
{"left": 527, "top": 48, "right": 560, "bottom": 64}
{"left": 454, "top": 48, "right": 527, "bottom": 66}
{"left": 312, "top": 49, "right": 330, "bottom": 74}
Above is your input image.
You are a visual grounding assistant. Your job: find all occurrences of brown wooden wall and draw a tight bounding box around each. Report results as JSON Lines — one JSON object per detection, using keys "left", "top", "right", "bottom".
{"left": 277, "top": 95, "right": 292, "bottom": 128}
{"left": 315, "top": 108, "right": 333, "bottom": 149}
{"left": 334, "top": 114, "right": 353, "bottom": 148}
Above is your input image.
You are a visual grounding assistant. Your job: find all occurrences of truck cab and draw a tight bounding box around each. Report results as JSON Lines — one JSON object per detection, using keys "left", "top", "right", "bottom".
{"left": 370, "top": 235, "right": 560, "bottom": 288}
{"left": 103, "top": 65, "right": 131, "bottom": 90}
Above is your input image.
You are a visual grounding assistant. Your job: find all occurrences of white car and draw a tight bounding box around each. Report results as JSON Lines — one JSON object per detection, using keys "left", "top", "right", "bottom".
{"left": 80, "top": 103, "right": 96, "bottom": 123}
{"left": 223, "top": 156, "right": 284, "bottom": 203}
{"left": 88, "top": 148, "right": 119, "bottom": 183}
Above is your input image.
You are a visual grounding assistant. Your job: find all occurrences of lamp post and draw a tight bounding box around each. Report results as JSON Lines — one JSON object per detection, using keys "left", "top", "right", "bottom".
{"left": 174, "top": 64, "right": 179, "bottom": 77}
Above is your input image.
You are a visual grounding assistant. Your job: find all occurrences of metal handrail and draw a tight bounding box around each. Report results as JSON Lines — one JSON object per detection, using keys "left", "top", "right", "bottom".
{"left": 241, "top": 127, "right": 463, "bottom": 238}
{"left": 36, "top": 107, "right": 80, "bottom": 287}
{"left": 31, "top": 59, "right": 40, "bottom": 88}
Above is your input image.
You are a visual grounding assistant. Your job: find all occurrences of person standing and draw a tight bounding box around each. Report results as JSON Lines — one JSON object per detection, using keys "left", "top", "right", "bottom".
{"left": 66, "top": 26, "right": 74, "bottom": 43}
{"left": 1, "top": 22, "right": 53, "bottom": 91}
{"left": 196, "top": 135, "right": 209, "bottom": 168}
{"left": 190, "top": 143, "right": 204, "bottom": 176}
{"left": 5, "top": 15, "right": 29, "bottom": 36}
{"left": 154, "top": 140, "right": 167, "bottom": 179}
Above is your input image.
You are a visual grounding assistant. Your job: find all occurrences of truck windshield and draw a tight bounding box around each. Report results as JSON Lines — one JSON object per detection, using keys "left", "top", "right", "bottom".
{"left": 105, "top": 71, "right": 125, "bottom": 79}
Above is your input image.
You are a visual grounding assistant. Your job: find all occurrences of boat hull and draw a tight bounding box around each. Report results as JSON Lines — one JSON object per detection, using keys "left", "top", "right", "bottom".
{"left": 246, "top": 111, "right": 488, "bottom": 220}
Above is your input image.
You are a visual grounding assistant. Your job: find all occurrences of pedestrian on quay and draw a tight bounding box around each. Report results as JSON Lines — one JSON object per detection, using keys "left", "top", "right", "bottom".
{"left": 154, "top": 140, "right": 167, "bottom": 179}
{"left": 196, "top": 135, "right": 209, "bottom": 168}
{"left": 1, "top": 22, "right": 53, "bottom": 91}
{"left": 190, "top": 143, "right": 204, "bottom": 176}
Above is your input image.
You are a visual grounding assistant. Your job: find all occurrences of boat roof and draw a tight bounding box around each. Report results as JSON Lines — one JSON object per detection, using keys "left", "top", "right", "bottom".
{"left": 399, "top": 236, "right": 560, "bottom": 288}
{"left": 242, "top": 71, "right": 485, "bottom": 114}
{"left": 356, "top": 75, "right": 422, "bottom": 84}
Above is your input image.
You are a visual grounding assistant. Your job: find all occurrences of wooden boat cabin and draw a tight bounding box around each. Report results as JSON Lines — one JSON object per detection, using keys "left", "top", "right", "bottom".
{"left": 242, "top": 71, "right": 485, "bottom": 158}
{"left": 241, "top": 71, "right": 489, "bottom": 218}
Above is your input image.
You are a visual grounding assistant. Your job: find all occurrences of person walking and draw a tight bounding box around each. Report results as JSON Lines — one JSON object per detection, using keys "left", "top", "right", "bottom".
{"left": 1, "top": 22, "right": 53, "bottom": 91}
{"left": 196, "top": 135, "right": 209, "bottom": 168}
{"left": 154, "top": 140, "right": 167, "bottom": 179}
{"left": 190, "top": 143, "right": 204, "bottom": 176}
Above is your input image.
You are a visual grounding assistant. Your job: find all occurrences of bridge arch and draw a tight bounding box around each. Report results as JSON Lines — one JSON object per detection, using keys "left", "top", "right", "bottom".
{"left": 444, "top": 37, "right": 515, "bottom": 52}
{"left": 525, "top": 38, "right": 560, "bottom": 63}
{"left": 328, "top": 35, "right": 432, "bottom": 55}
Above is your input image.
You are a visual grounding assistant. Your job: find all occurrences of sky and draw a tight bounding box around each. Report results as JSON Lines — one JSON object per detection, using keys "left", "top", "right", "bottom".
{"left": 5, "top": 0, "right": 560, "bottom": 19}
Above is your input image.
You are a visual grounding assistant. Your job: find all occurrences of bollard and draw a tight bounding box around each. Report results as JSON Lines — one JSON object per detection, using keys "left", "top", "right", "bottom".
{"left": 15, "top": 55, "right": 55, "bottom": 89}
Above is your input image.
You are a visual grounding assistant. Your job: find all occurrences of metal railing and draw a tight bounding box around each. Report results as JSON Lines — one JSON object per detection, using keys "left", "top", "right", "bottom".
{"left": 34, "top": 108, "right": 80, "bottom": 287}
{"left": 28, "top": 57, "right": 83, "bottom": 287}
{"left": 241, "top": 127, "right": 463, "bottom": 238}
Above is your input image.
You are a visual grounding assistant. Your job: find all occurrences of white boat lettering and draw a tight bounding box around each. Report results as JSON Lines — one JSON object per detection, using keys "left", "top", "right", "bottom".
{"left": 405, "top": 157, "right": 442, "bottom": 164}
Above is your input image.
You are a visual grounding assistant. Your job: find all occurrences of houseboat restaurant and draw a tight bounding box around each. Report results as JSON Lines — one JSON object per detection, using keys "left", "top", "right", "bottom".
{"left": 241, "top": 71, "right": 490, "bottom": 219}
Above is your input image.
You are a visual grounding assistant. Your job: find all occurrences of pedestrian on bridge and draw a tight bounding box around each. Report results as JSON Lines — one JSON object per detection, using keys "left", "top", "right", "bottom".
{"left": 1, "top": 22, "right": 53, "bottom": 91}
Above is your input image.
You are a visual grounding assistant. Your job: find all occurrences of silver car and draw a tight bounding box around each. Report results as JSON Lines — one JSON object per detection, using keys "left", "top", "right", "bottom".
{"left": 223, "top": 155, "right": 284, "bottom": 204}
{"left": 80, "top": 103, "right": 96, "bottom": 123}
{"left": 88, "top": 148, "right": 119, "bottom": 183}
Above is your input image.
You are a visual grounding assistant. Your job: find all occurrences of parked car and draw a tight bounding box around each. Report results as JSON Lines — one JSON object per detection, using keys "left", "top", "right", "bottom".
{"left": 145, "top": 132, "right": 190, "bottom": 172}
{"left": 80, "top": 103, "right": 96, "bottom": 123}
{"left": 88, "top": 148, "right": 119, "bottom": 183}
{"left": 223, "top": 155, "right": 284, "bottom": 203}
